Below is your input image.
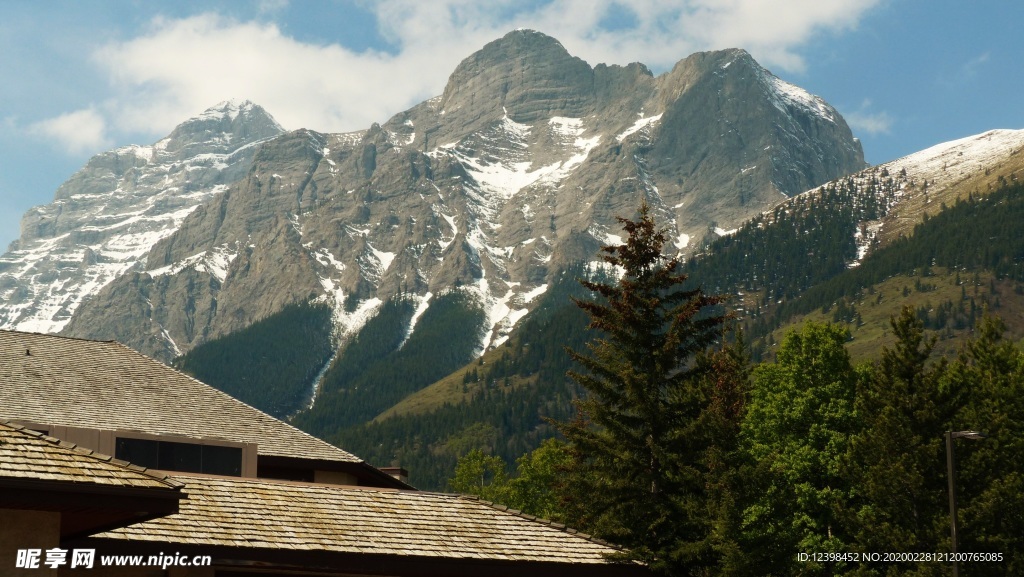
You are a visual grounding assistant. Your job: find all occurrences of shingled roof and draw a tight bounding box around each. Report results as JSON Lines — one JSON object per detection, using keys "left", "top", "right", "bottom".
{"left": 0, "top": 420, "right": 184, "bottom": 540}
{"left": 0, "top": 420, "right": 182, "bottom": 491}
{"left": 91, "top": 475, "right": 644, "bottom": 576}
{"left": 0, "top": 330, "right": 360, "bottom": 463}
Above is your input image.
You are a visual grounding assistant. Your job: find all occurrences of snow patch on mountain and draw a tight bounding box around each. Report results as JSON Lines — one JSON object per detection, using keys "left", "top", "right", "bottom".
{"left": 848, "top": 222, "right": 883, "bottom": 268}
{"left": 370, "top": 245, "right": 396, "bottom": 273}
{"left": 617, "top": 113, "right": 663, "bottom": 142}
{"left": 589, "top": 224, "right": 624, "bottom": 247}
{"left": 437, "top": 211, "right": 458, "bottom": 252}
{"left": 358, "top": 243, "right": 395, "bottom": 285}
{"left": 399, "top": 292, "right": 433, "bottom": 349}
{"left": 766, "top": 76, "right": 837, "bottom": 124}
{"left": 885, "top": 129, "right": 1024, "bottom": 185}
{"left": 522, "top": 283, "right": 548, "bottom": 303}
{"left": 548, "top": 116, "right": 583, "bottom": 138}
{"left": 311, "top": 247, "right": 346, "bottom": 272}
{"left": 147, "top": 242, "right": 240, "bottom": 282}
{"left": 468, "top": 278, "right": 518, "bottom": 351}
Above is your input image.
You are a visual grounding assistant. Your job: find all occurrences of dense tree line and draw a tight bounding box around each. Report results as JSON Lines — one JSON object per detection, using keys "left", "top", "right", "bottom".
{"left": 174, "top": 302, "right": 334, "bottom": 418}
{"left": 333, "top": 368, "right": 580, "bottom": 490}
{"left": 687, "top": 171, "right": 901, "bottom": 301}
{"left": 759, "top": 181, "right": 1024, "bottom": 339}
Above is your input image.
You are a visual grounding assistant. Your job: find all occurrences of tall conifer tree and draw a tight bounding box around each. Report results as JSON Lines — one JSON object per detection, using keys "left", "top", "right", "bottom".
{"left": 560, "top": 202, "right": 731, "bottom": 574}
{"left": 844, "top": 306, "right": 951, "bottom": 576}
{"left": 946, "top": 315, "right": 1024, "bottom": 576}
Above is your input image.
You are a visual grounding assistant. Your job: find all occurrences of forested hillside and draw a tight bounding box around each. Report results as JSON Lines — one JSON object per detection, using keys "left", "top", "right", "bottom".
{"left": 329, "top": 264, "right": 603, "bottom": 489}
{"left": 174, "top": 302, "right": 333, "bottom": 418}
{"left": 748, "top": 180, "right": 1024, "bottom": 354}
{"left": 686, "top": 168, "right": 902, "bottom": 298}
{"left": 292, "top": 291, "right": 487, "bottom": 440}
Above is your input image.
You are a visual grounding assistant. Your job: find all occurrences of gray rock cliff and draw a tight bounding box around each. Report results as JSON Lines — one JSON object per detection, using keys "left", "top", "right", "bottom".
{"left": 10, "top": 31, "right": 865, "bottom": 361}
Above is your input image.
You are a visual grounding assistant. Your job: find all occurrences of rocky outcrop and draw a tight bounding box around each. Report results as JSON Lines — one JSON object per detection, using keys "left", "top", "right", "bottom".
{"left": 2, "top": 31, "right": 866, "bottom": 361}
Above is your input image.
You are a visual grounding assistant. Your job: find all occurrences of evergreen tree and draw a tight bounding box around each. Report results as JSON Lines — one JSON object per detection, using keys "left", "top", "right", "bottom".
{"left": 945, "top": 315, "right": 1024, "bottom": 575}
{"left": 559, "top": 202, "right": 730, "bottom": 575}
{"left": 685, "top": 334, "right": 753, "bottom": 576}
{"left": 844, "top": 306, "right": 951, "bottom": 576}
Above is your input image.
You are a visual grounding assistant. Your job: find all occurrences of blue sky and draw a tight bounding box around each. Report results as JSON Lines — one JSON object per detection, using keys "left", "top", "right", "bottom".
{"left": 2, "top": 1, "right": 1023, "bottom": 250}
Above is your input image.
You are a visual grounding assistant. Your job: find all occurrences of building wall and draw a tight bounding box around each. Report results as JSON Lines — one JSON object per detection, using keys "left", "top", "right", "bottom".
{"left": 314, "top": 470, "right": 358, "bottom": 485}
{"left": 0, "top": 508, "right": 59, "bottom": 577}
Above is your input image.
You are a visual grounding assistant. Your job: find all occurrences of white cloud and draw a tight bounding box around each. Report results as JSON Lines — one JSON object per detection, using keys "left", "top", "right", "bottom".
{"left": 53, "top": 1, "right": 881, "bottom": 150}
{"left": 28, "top": 108, "right": 112, "bottom": 155}
{"left": 91, "top": 14, "right": 406, "bottom": 135}
{"left": 843, "top": 100, "right": 893, "bottom": 135}
{"left": 370, "top": 0, "right": 882, "bottom": 73}
{"left": 960, "top": 52, "right": 990, "bottom": 79}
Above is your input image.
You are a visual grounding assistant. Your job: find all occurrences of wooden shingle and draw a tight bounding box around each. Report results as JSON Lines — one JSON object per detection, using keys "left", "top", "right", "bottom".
{"left": 99, "top": 475, "right": 630, "bottom": 565}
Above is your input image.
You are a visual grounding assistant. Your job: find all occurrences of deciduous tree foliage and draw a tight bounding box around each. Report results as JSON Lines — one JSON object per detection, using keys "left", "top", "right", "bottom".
{"left": 944, "top": 315, "right": 1024, "bottom": 576}
{"left": 449, "top": 438, "right": 573, "bottom": 523}
{"left": 741, "top": 322, "right": 858, "bottom": 576}
{"left": 449, "top": 448, "right": 510, "bottom": 503}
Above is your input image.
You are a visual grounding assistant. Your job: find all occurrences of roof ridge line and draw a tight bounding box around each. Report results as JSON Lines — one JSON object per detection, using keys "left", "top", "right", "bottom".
{"left": 0, "top": 328, "right": 117, "bottom": 344}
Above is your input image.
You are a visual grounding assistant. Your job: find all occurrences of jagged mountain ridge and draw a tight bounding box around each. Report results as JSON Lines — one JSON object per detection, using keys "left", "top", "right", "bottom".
{"left": 2, "top": 30, "right": 865, "bottom": 361}
{"left": 0, "top": 100, "right": 284, "bottom": 337}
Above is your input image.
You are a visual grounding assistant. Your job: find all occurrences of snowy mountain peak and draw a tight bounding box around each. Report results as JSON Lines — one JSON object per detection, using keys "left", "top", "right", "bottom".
{"left": 3, "top": 34, "right": 866, "bottom": 362}
{"left": 160, "top": 100, "right": 284, "bottom": 157}
{"left": 0, "top": 101, "right": 285, "bottom": 335}
{"left": 196, "top": 99, "right": 280, "bottom": 126}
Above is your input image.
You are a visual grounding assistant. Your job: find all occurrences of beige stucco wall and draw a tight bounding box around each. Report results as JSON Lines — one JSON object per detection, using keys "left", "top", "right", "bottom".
{"left": 0, "top": 508, "right": 60, "bottom": 577}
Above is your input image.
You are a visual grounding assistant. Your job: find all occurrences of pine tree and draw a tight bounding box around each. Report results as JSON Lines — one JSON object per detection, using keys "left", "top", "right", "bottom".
{"left": 945, "top": 315, "right": 1024, "bottom": 575}
{"left": 559, "top": 201, "right": 730, "bottom": 574}
{"left": 844, "top": 306, "right": 951, "bottom": 575}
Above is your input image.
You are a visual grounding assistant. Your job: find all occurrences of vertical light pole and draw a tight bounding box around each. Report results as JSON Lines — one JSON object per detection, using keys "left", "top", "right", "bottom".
{"left": 945, "top": 430, "right": 986, "bottom": 577}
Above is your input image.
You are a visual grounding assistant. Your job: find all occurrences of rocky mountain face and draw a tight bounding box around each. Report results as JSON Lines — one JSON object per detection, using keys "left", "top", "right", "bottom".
{"left": 2, "top": 30, "right": 865, "bottom": 361}
{"left": 0, "top": 100, "right": 284, "bottom": 340}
